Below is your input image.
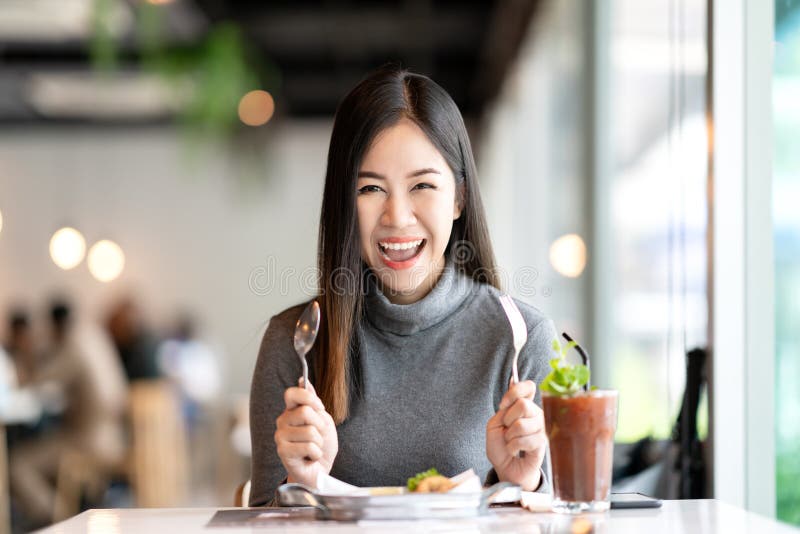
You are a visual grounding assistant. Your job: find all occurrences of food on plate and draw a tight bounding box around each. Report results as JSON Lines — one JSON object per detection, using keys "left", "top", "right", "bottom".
{"left": 367, "top": 487, "right": 405, "bottom": 496}
{"left": 406, "top": 468, "right": 456, "bottom": 493}
{"left": 415, "top": 475, "right": 455, "bottom": 493}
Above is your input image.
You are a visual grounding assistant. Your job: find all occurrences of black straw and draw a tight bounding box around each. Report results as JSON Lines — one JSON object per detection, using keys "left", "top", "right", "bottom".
{"left": 562, "top": 332, "right": 591, "bottom": 392}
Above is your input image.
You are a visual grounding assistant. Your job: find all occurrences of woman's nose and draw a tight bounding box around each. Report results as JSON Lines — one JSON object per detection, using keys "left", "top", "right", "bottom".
{"left": 380, "top": 193, "right": 417, "bottom": 228}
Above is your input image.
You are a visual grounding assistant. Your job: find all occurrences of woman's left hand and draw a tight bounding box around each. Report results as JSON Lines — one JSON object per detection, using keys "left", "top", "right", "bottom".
{"left": 486, "top": 380, "right": 547, "bottom": 491}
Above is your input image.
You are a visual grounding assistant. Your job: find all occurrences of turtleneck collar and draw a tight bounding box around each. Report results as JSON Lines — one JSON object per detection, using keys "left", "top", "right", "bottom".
{"left": 363, "top": 259, "right": 474, "bottom": 336}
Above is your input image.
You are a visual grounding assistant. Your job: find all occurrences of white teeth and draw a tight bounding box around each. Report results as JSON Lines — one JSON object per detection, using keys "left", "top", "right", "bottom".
{"left": 378, "top": 239, "right": 423, "bottom": 250}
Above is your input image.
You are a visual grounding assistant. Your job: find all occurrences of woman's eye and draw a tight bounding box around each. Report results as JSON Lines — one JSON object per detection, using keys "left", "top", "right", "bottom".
{"left": 413, "top": 183, "right": 436, "bottom": 191}
{"left": 357, "top": 185, "right": 383, "bottom": 194}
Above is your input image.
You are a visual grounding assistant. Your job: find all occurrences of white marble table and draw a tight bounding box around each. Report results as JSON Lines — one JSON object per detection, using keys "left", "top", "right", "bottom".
{"left": 38, "top": 500, "right": 800, "bottom": 533}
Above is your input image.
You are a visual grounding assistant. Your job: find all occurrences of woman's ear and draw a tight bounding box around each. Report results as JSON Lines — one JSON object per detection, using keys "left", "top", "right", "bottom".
{"left": 453, "top": 183, "right": 465, "bottom": 220}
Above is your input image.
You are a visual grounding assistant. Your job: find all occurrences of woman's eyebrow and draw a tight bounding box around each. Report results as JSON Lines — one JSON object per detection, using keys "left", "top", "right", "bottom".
{"left": 357, "top": 168, "right": 441, "bottom": 179}
{"left": 408, "top": 168, "right": 441, "bottom": 177}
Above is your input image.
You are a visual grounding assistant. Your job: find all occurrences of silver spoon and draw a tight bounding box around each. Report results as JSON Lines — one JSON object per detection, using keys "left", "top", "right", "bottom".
{"left": 293, "top": 300, "right": 321, "bottom": 390}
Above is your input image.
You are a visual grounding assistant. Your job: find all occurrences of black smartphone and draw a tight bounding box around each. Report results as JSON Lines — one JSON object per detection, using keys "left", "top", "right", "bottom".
{"left": 610, "top": 492, "right": 663, "bottom": 509}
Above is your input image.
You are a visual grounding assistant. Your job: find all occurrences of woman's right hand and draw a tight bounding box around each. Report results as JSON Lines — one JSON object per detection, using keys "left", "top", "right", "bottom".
{"left": 274, "top": 380, "right": 338, "bottom": 488}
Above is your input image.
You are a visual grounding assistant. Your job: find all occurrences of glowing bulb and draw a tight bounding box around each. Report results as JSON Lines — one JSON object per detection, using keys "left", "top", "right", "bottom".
{"left": 238, "top": 90, "right": 275, "bottom": 126}
{"left": 549, "top": 233, "right": 587, "bottom": 278}
{"left": 50, "top": 227, "right": 86, "bottom": 270}
{"left": 88, "top": 240, "right": 125, "bottom": 282}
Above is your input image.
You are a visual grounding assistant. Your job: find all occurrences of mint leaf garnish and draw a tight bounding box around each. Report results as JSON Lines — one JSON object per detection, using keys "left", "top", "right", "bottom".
{"left": 540, "top": 338, "right": 590, "bottom": 396}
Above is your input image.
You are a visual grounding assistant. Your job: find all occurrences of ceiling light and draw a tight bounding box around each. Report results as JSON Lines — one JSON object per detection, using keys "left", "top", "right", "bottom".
{"left": 88, "top": 239, "right": 125, "bottom": 282}
{"left": 238, "top": 90, "right": 275, "bottom": 126}
{"left": 549, "top": 234, "right": 587, "bottom": 278}
{"left": 50, "top": 227, "right": 86, "bottom": 270}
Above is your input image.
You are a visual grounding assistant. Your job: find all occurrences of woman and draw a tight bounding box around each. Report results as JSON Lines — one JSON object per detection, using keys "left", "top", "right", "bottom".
{"left": 249, "top": 66, "right": 557, "bottom": 506}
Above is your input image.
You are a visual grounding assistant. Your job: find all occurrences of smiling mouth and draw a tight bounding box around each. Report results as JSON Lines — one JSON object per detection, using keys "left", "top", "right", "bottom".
{"left": 377, "top": 239, "right": 426, "bottom": 263}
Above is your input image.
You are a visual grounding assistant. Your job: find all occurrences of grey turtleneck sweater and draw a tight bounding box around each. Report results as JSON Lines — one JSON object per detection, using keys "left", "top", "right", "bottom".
{"left": 249, "top": 261, "right": 557, "bottom": 506}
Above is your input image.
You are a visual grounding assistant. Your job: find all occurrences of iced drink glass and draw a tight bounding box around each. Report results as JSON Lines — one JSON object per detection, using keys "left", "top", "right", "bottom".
{"left": 542, "top": 390, "right": 618, "bottom": 513}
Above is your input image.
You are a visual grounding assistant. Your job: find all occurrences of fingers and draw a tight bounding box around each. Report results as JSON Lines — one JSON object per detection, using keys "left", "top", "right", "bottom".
{"left": 276, "top": 440, "right": 324, "bottom": 464}
{"left": 284, "top": 384, "right": 325, "bottom": 411}
{"left": 320, "top": 410, "right": 336, "bottom": 430}
{"left": 503, "top": 411, "right": 544, "bottom": 442}
{"left": 502, "top": 397, "right": 539, "bottom": 428}
{"left": 506, "top": 430, "right": 548, "bottom": 457}
{"left": 275, "top": 405, "right": 327, "bottom": 467}
{"left": 487, "top": 408, "right": 507, "bottom": 432}
{"left": 491, "top": 385, "right": 546, "bottom": 457}
{"left": 275, "top": 423, "right": 324, "bottom": 449}
{"left": 277, "top": 404, "right": 326, "bottom": 430}
{"left": 499, "top": 380, "right": 536, "bottom": 410}
{"left": 276, "top": 383, "right": 330, "bottom": 451}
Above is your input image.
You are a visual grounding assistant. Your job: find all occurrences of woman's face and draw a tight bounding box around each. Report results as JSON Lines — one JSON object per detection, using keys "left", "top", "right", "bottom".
{"left": 356, "top": 118, "right": 462, "bottom": 304}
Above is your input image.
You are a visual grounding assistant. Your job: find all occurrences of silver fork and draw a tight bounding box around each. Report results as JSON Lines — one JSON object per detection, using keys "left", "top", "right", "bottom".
{"left": 498, "top": 294, "right": 527, "bottom": 385}
{"left": 498, "top": 294, "right": 528, "bottom": 459}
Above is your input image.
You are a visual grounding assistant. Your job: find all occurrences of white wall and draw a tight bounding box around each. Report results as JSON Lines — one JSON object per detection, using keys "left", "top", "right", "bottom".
{"left": 479, "top": 0, "right": 589, "bottom": 343}
{"left": 0, "top": 122, "right": 332, "bottom": 395}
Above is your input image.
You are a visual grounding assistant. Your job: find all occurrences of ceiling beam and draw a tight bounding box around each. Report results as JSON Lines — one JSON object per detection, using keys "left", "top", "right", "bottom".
{"left": 470, "top": 0, "right": 542, "bottom": 118}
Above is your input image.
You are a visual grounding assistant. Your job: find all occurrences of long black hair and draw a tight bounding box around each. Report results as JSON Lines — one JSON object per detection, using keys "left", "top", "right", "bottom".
{"left": 315, "top": 65, "right": 500, "bottom": 423}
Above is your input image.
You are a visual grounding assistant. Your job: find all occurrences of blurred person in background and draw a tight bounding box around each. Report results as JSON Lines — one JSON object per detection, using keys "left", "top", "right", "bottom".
{"left": 4, "top": 309, "right": 39, "bottom": 384}
{"left": 3, "top": 309, "right": 49, "bottom": 448}
{"left": 0, "top": 330, "right": 22, "bottom": 420}
{"left": 157, "top": 314, "right": 223, "bottom": 496}
{"left": 106, "top": 298, "right": 161, "bottom": 382}
{"left": 0, "top": 343, "right": 14, "bottom": 390}
{"left": 9, "top": 299, "right": 128, "bottom": 528}
{"left": 157, "top": 314, "right": 221, "bottom": 427}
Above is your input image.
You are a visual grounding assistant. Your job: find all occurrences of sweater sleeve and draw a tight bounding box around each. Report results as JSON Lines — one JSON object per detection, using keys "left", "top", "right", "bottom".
{"left": 248, "top": 308, "right": 304, "bottom": 506}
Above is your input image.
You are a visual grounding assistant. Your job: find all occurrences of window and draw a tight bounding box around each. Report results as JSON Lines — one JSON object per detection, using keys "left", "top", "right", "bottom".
{"left": 774, "top": 0, "right": 800, "bottom": 525}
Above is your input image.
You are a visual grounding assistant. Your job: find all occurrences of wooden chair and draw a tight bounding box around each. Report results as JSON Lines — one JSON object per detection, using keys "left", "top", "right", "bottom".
{"left": 233, "top": 480, "right": 251, "bottom": 507}
{"left": 128, "top": 380, "right": 189, "bottom": 507}
{"left": 1, "top": 425, "right": 10, "bottom": 534}
{"left": 52, "top": 451, "right": 119, "bottom": 522}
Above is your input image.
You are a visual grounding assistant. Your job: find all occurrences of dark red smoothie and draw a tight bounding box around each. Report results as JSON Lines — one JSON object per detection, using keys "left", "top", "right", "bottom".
{"left": 543, "top": 391, "right": 618, "bottom": 508}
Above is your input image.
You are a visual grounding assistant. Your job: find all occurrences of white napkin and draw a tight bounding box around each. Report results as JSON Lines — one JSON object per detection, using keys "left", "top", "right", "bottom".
{"left": 315, "top": 469, "right": 482, "bottom": 496}
{"left": 519, "top": 490, "right": 553, "bottom": 512}
{"left": 447, "top": 469, "right": 483, "bottom": 493}
{"left": 315, "top": 473, "right": 365, "bottom": 495}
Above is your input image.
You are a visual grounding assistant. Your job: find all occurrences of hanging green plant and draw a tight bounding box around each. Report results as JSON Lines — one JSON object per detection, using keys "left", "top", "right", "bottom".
{"left": 89, "top": 1, "right": 276, "bottom": 138}
{"left": 90, "top": 0, "right": 120, "bottom": 72}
